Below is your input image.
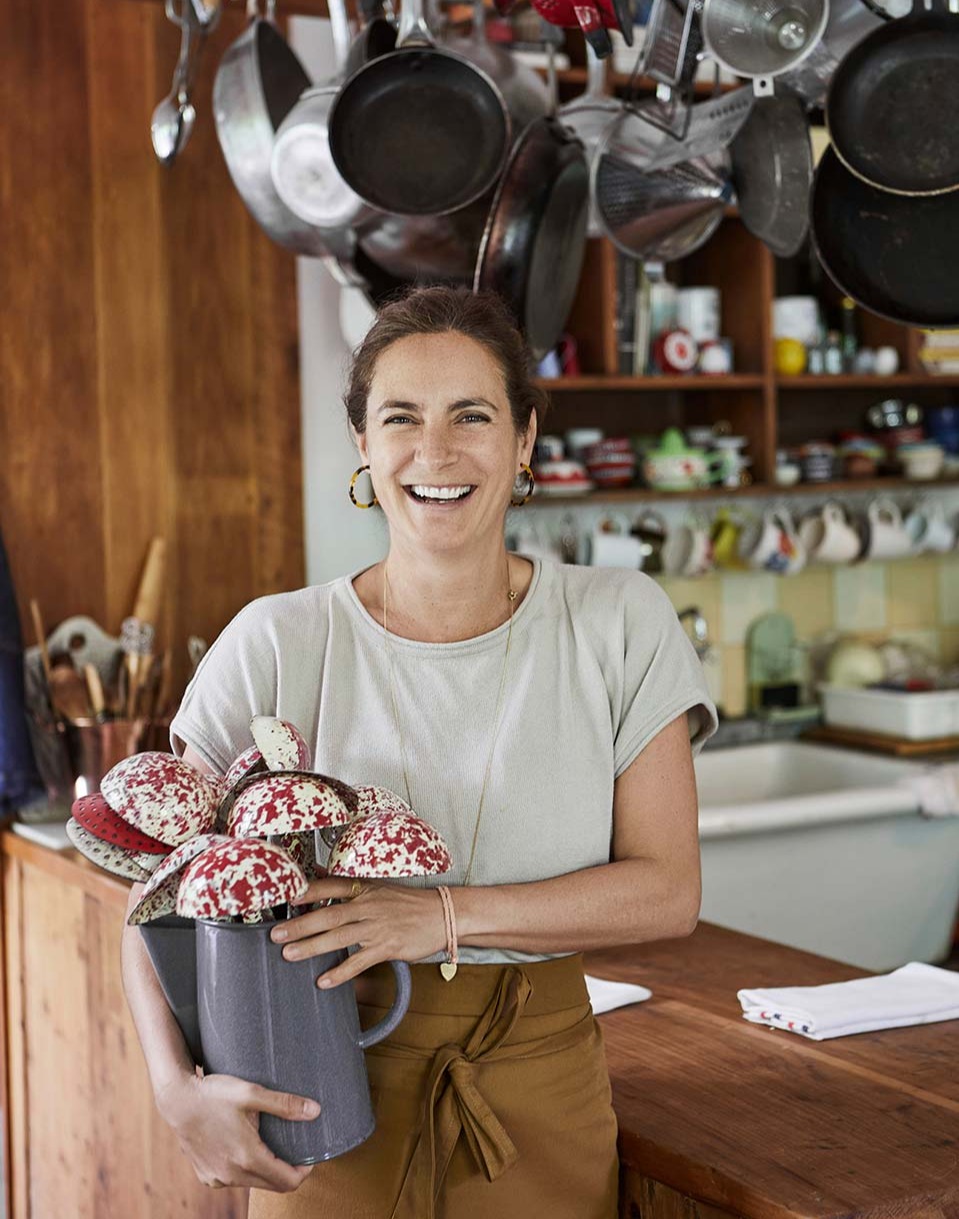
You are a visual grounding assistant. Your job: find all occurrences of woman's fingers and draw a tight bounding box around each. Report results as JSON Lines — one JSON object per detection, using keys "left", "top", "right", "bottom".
{"left": 280, "top": 923, "right": 364, "bottom": 962}
{"left": 238, "top": 1080, "right": 322, "bottom": 1123}
{"left": 317, "top": 945, "right": 379, "bottom": 989}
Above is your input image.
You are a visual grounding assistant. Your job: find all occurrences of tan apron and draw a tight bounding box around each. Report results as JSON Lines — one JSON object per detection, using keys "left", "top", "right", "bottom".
{"left": 249, "top": 953, "right": 619, "bottom": 1219}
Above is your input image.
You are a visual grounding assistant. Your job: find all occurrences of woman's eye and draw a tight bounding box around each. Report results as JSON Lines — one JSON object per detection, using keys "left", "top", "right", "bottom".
{"left": 460, "top": 413, "right": 490, "bottom": 423}
{"left": 384, "top": 415, "right": 414, "bottom": 425}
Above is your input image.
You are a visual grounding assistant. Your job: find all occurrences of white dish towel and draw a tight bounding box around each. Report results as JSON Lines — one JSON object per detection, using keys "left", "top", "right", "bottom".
{"left": 585, "top": 974, "right": 653, "bottom": 1014}
{"left": 738, "top": 961, "right": 959, "bottom": 1040}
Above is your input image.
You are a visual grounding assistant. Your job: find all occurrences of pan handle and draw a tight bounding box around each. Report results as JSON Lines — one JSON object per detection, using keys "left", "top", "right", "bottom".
{"left": 396, "top": 0, "right": 434, "bottom": 48}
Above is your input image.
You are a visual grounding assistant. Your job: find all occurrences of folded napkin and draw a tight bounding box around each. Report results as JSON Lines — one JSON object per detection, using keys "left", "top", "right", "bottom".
{"left": 738, "top": 961, "right": 959, "bottom": 1040}
{"left": 898, "top": 765, "right": 959, "bottom": 817}
{"left": 585, "top": 974, "right": 653, "bottom": 1015}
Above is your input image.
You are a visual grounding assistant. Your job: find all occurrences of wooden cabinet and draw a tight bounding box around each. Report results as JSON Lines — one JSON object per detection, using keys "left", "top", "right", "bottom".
{"left": 1, "top": 832, "right": 247, "bottom": 1219}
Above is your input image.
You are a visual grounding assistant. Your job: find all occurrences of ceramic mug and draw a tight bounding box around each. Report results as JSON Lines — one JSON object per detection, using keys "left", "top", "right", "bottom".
{"left": 711, "top": 509, "right": 745, "bottom": 569}
{"left": 631, "top": 510, "right": 668, "bottom": 574}
{"left": 590, "top": 514, "right": 646, "bottom": 569}
{"left": 798, "top": 501, "right": 861, "bottom": 564}
{"left": 738, "top": 507, "right": 804, "bottom": 575}
{"left": 859, "top": 497, "right": 914, "bottom": 561}
{"left": 662, "top": 515, "right": 715, "bottom": 577}
{"left": 905, "top": 500, "right": 956, "bottom": 554}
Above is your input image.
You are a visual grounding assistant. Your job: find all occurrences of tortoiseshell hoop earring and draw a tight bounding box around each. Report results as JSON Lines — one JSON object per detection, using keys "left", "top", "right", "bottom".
{"left": 349, "top": 465, "right": 378, "bottom": 509}
{"left": 510, "top": 463, "right": 535, "bottom": 507}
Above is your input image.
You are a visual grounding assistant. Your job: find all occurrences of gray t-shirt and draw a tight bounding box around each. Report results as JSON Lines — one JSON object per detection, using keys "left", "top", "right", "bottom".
{"left": 170, "top": 556, "right": 718, "bottom": 965}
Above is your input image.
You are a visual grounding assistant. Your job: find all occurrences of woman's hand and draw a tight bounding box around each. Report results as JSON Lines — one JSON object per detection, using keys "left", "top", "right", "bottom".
{"left": 156, "top": 1071, "right": 319, "bottom": 1193}
{"left": 270, "top": 875, "right": 448, "bottom": 987}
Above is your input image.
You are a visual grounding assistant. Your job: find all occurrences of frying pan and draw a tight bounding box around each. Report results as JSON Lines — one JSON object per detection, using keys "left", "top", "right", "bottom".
{"left": 213, "top": 14, "right": 337, "bottom": 258}
{"left": 474, "top": 115, "right": 590, "bottom": 359}
{"left": 729, "top": 93, "right": 812, "bottom": 256}
{"left": 328, "top": 0, "right": 510, "bottom": 216}
{"left": 825, "top": 0, "right": 959, "bottom": 196}
{"left": 811, "top": 147, "right": 959, "bottom": 327}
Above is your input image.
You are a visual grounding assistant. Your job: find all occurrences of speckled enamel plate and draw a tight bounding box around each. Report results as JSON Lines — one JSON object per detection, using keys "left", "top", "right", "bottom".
{"left": 72, "top": 792, "right": 169, "bottom": 854}
{"left": 224, "top": 744, "right": 266, "bottom": 788}
{"left": 327, "top": 811, "right": 452, "bottom": 879}
{"left": 66, "top": 818, "right": 155, "bottom": 883}
{"left": 127, "top": 832, "right": 233, "bottom": 925}
{"left": 176, "top": 838, "right": 308, "bottom": 920}
{"left": 226, "top": 773, "right": 353, "bottom": 837}
{"left": 101, "top": 751, "right": 219, "bottom": 845}
{"left": 250, "top": 716, "right": 312, "bottom": 772}
{"left": 354, "top": 785, "right": 417, "bottom": 819}
{"left": 275, "top": 831, "right": 318, "bottom": 877}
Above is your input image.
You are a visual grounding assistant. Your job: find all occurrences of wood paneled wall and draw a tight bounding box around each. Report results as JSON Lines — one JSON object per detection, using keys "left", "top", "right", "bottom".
{"left": 0, "top": 0, "right": 305, "bottom": 697}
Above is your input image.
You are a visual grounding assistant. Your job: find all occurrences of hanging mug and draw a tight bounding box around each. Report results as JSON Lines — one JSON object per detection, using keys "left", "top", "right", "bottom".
{"left": 589, "top": 513, "right": 647, "bottom": 569}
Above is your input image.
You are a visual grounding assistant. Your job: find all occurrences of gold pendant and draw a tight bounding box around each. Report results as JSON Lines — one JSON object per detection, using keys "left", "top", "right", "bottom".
{"left": 440, "top": 962, "right": 457, "bottom": 981}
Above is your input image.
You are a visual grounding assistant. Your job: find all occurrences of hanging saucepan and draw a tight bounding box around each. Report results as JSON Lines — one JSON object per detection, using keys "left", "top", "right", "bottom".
{"left": 212, "top": 8, "right": 348, "bottom": 260}
{"left": 701, "top": 0, "right": 829, "bottom": 79}
{"left": 811, "top": 146, "right": 959, "bottom": 327}
{"left": 825, "top": 0, "right": 959, "bottom": 196}
{"left": 344, "top": 0, "right": 398, "bottom": 77}
{"left": 327, "top": 0, "right": 510, "bottom": 216}
{"left": 355, "top": 0, "right": 550, "bottom": 283}
{"left": 442, "top": 0, "right": 550, "bottom": 135}
{"left": 474, "top": 116, "right": 589, "bottom": 360}
{"left": 729, "top": 93, "right": 812, "bottom": 256}
{"left": 776, "top": 0, "right": 885, "bottom": 106}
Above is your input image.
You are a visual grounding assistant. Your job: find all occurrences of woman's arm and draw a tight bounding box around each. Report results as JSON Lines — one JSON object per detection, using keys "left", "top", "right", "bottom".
{"left": 120, "top": 744, "right": 317, "bottom": 1192}
{"left": 272, "top": 712, "right": 701, "bottom": 985}
{"left": 457, "top": 710, "right": 701, "bottom": 951}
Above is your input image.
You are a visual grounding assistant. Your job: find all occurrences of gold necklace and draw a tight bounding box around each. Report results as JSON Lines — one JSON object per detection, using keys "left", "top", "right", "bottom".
{"left": 381, "top": 560, "right": 517, "bottom": 917}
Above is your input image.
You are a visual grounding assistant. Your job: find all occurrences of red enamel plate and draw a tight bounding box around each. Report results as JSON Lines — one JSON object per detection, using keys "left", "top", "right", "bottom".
{"left": 72, "top": 793, "right": 168, "bottom": 854}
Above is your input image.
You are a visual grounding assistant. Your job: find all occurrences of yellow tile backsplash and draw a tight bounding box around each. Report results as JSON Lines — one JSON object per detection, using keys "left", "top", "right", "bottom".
{"left": 660, "top": 554, "right": 959, "bottom": 717}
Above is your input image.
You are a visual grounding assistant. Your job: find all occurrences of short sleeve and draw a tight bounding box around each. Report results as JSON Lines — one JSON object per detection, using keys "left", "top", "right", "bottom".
{"left": 169, "top": 599, "right": 279, "bottom": 775}
{"left": 613, "top": 575, "right": 718, "bottom": 777}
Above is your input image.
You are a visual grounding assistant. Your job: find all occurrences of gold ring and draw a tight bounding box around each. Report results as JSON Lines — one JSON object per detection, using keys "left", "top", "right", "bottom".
{"left": 347, "top": 880, "right": 364, "bottom": 901}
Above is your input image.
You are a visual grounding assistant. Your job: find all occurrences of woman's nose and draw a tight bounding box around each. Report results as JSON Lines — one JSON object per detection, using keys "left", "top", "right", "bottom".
{"left": 415, "top": 426, "right": 457, "bottom": 467}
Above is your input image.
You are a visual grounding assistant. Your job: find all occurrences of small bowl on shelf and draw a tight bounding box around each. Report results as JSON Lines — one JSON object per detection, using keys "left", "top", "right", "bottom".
{"left": 897, "top": 442, "right": 946, "bottom": 481}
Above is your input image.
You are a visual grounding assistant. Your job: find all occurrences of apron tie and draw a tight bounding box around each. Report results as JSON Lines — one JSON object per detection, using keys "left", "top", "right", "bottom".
{"left": 389, "top": 967, "right": 533, "bottom": 1219}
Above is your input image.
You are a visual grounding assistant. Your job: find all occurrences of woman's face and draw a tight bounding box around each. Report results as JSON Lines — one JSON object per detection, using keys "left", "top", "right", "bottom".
{"left": 356, "top": 331, "right": 536, "bottom": 556}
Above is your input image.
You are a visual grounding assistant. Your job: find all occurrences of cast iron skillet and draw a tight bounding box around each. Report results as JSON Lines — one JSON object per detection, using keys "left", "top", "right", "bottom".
{"left": 825, "top": 0, "right": 959, "bottom": 196}
{"left": 327, "top": 0, "right": 510, "bottom": 216}
{"left": 811, "top": 146, "right": 959, "bottom": 327}
{"left": 474, "top": 116, "right": 589, "bottom": 360}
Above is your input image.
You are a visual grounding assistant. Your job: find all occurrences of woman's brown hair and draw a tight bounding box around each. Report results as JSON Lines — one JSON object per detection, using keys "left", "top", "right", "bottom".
{"left": 344, "top": 286, "right": 549, "bottom": 437}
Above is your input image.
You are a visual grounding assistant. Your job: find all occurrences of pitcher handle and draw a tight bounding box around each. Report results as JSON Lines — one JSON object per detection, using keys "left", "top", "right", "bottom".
{"left": 355, "top": 960, "right": 412, "bottom": 1049}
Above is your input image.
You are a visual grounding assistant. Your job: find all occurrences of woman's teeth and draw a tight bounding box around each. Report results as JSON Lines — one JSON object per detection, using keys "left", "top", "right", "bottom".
{"left": 407, "top": 485, "right": 474, "bottom": 503}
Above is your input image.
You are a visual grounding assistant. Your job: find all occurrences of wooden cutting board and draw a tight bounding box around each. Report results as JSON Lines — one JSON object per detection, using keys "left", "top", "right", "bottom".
{"left": 804, "top": 722, "right": 959, "bottom": 756}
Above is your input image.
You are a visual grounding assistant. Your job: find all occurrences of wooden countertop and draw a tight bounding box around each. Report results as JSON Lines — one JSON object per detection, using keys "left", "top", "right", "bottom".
{"left": 7, "top": 831, "right": 959, "bottom": 1219}
{"left": 585, "top": 930, "right": 959, "bottom": 1219}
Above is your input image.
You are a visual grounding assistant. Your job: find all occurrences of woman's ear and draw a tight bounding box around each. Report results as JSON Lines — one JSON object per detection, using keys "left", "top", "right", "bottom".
{"left": 520, "top": 412, "right": 538, "bottom": 468}
{"left": 351, "top": 424, "right": 369, "bottom": 465}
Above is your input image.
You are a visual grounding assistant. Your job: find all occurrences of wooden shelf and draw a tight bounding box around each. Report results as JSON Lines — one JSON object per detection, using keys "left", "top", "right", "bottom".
{"left": 531, "top": 477, "right": 959, "bottom": 506}
{"left": 777, "top": 375, "right": 959, "bottom": 390}
{"left": 553, "top": 67, "right": 741, "bottom": 96}
{"left": 535, "top": 374, "right": 765, "bottom": 391}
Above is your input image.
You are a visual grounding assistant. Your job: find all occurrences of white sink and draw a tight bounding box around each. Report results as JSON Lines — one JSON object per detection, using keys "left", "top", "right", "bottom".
{"left": 691, "top": 740, "right": 959, "bottom": 970}
{"left": 694, "top": 740, "right": 923, "bottom": 837}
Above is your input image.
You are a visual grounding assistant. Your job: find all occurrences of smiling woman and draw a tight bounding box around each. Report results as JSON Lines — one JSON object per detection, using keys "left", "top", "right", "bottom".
{"left": 128, "top": 286, "right": 718, "bottom": 1218}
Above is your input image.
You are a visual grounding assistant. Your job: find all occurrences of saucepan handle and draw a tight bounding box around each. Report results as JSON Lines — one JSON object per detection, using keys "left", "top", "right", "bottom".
{"left": 355, "top": 960, "right": 412, "bottom": 1049}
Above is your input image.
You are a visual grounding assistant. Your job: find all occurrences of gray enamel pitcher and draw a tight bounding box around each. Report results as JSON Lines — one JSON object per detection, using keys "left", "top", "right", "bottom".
{"left": 139, "top": 916, "right": 203, "bottom": 1066}
{"left": 195, "top": 918, "right": 411, "bottom": 1165}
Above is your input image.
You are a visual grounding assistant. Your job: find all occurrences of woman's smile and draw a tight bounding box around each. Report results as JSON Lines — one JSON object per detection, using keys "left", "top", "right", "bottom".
{"left": 404, "top": 484, "right": 477, "bottom": 505}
